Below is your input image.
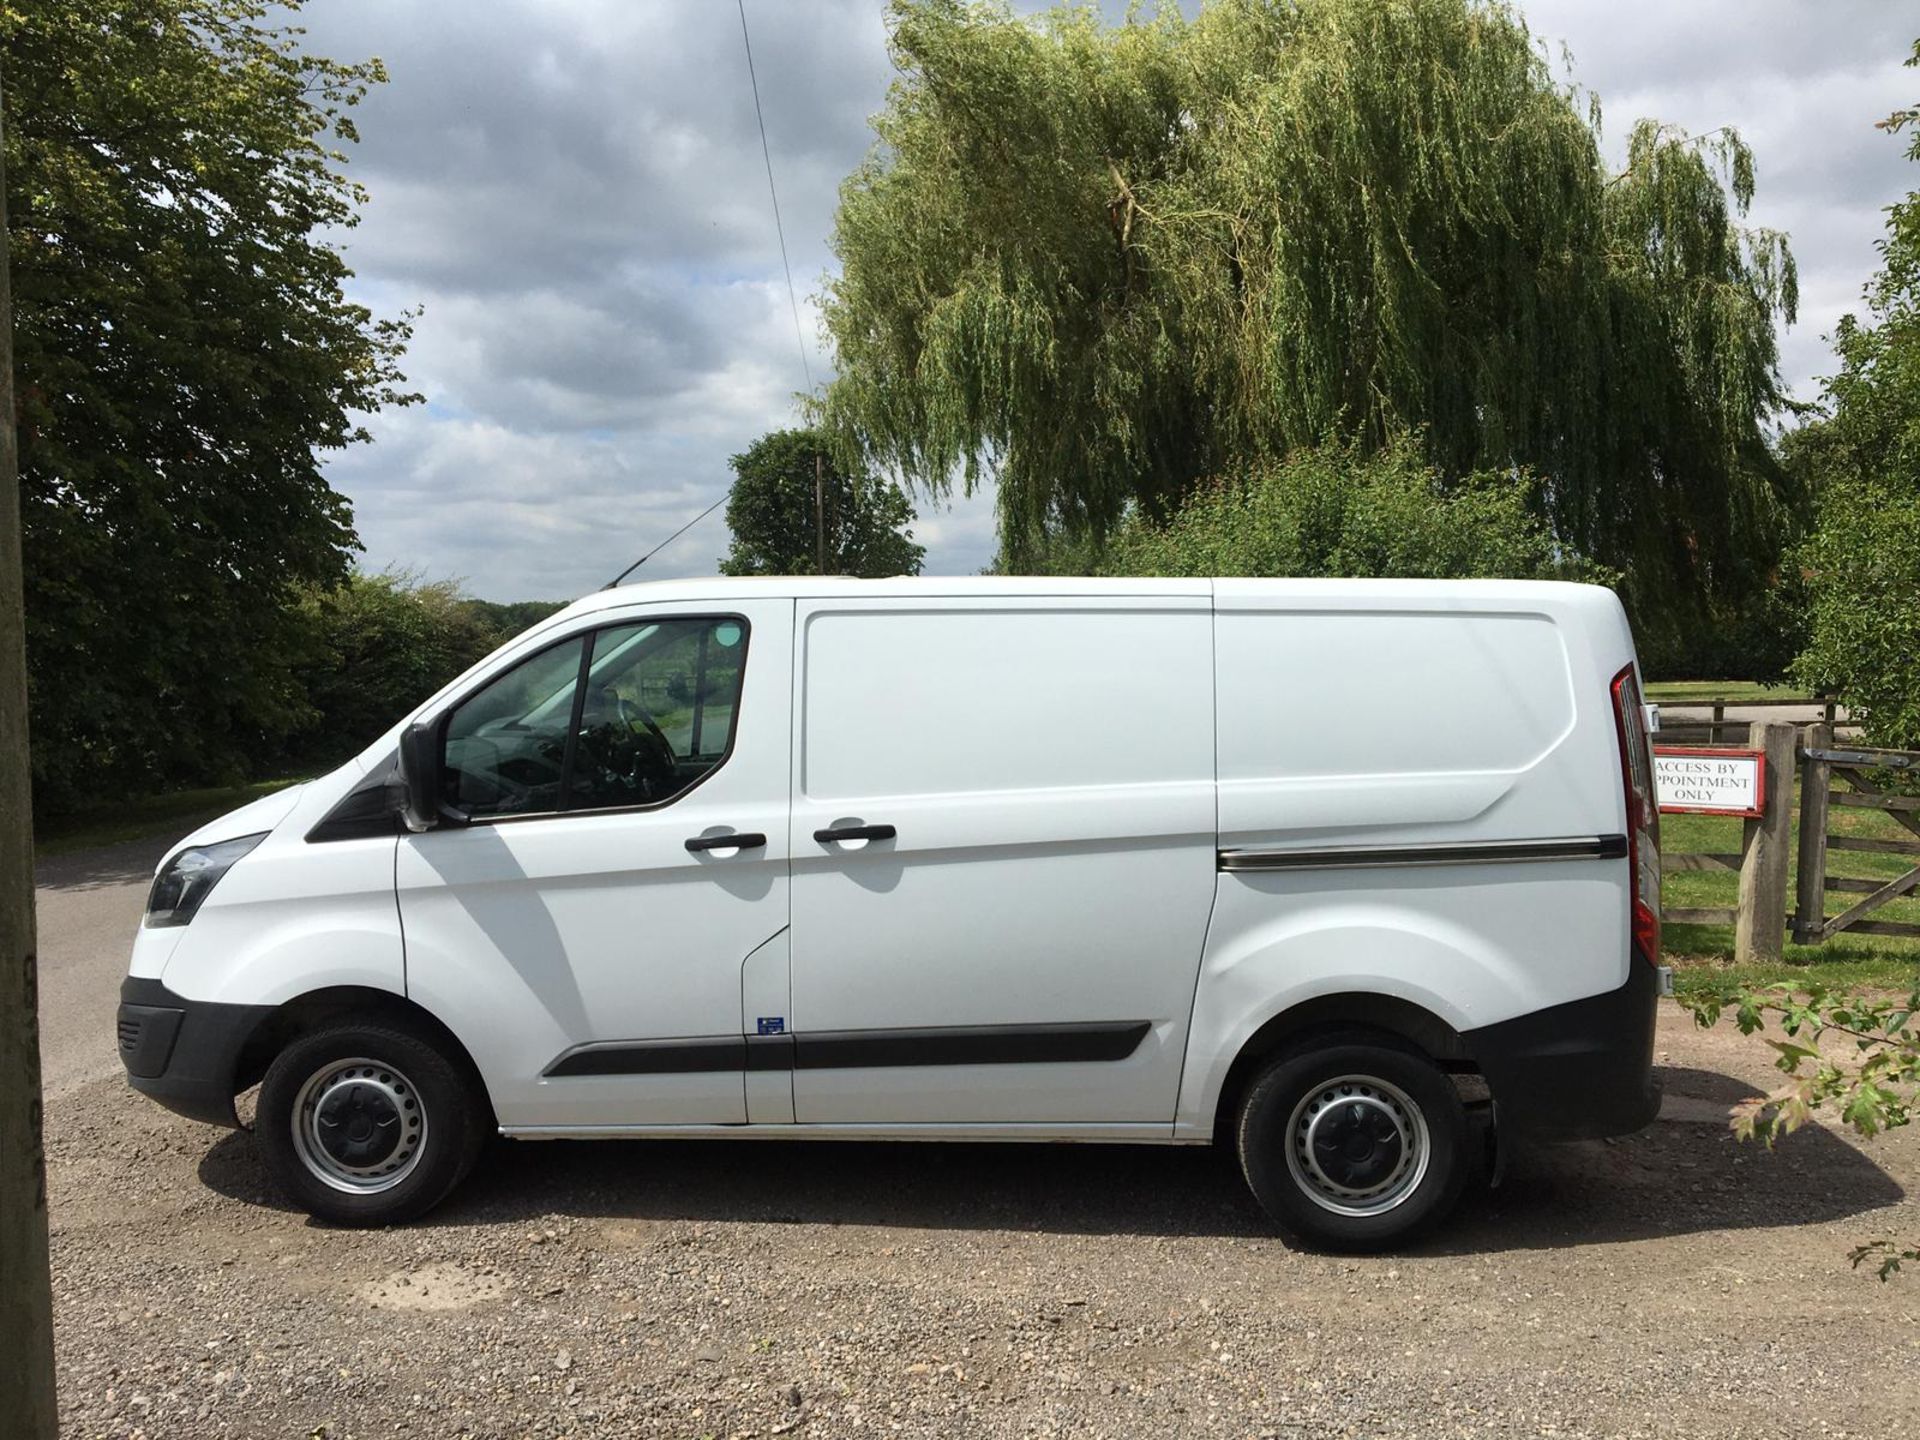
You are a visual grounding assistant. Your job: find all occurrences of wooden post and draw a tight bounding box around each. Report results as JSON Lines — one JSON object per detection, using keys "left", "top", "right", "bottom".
{"left": 0, "top": 69, "right": 60, "bottom": 1439}
{"left": 1735, "top": 720, "right": 1797, "bottom": 964}
{"left": 814, "top": 451, "right": 826, "bottom": 576}
{"left": 1710, "top": 699, "right": 1725, "bottom": 744}
{"left": 1793, "top": 722, "right": 1833, "bottom": 945}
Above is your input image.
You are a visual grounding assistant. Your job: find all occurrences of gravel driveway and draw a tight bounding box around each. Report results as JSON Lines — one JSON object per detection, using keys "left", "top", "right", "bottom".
{"left": 36, "top": 838, "right": 1920, "bottom": 1438}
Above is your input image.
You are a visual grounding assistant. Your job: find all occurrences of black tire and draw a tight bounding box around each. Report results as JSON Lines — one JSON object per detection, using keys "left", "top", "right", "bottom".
{"left": 255, "top": 1020, "right": 487, "bottom": 1226}
{"left": 1236, "top": 1034, "right": 1471, "bottom": 1251}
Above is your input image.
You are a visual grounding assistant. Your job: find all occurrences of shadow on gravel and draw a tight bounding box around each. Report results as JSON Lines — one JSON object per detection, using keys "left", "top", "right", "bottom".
{"left": 1434, "top": 1064, "right": 1906, "bottom": 1255}
{"left": 196, "top": 1062, "right": 1906, "bottom": 1251}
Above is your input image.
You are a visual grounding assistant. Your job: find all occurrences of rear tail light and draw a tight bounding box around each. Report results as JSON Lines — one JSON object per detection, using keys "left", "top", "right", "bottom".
{"left": 1610, "top": 665, "right": 1662, "bottom": 963}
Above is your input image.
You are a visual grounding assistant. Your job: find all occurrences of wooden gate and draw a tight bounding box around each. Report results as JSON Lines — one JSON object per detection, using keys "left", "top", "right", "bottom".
{"left": 1791, "top": 726, "right": 1920, "bottom": 943}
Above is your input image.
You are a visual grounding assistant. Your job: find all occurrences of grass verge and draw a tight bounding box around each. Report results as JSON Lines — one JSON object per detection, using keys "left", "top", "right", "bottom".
{"left": 1667, "top": 936, "right": 1920, "bottom": 998}
{"left": 1662, "top": 769, "right": 1920, "bottom": 995}
{"left": 34, "top": 778, "right": 305, "bottom": 857}
{"left": 1643, "top": 679, "right": 1812, "bottom": 704}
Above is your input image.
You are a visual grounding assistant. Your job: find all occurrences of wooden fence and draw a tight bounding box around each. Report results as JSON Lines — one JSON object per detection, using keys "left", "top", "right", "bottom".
{"left": 1792, "top": 724, "right": 1920, "bottom": 944}
{"left": 1659, "top": 695, "right": 1839, "bottom": 745}
{"left": 1659, "top": 719, "right": 1920, "bottom": 961}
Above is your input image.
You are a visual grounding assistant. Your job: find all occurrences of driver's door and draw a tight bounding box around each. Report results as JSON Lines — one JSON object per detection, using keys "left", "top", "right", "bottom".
{"left": 398, "top": 600, "right": 793, "bottom": 1130}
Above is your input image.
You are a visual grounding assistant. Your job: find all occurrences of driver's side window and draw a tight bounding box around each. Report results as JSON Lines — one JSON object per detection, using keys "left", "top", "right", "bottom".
{"left": 441, "top": 636, "right": 584, "bottom": 819}
{"left": 439, "top": 616, "right": 749, "bottom": 821}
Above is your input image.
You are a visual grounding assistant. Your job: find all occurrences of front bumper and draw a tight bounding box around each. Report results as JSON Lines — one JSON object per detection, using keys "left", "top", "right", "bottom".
{"left": 117, "top": 976, "right": 273, "bottom": 1129}
{"left": 1462, "top": 954, "right": 1665, "bottom": 1141}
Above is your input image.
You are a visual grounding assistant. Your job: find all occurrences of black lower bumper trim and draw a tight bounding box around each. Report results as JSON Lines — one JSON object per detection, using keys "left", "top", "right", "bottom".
{"left": 1462, "top": 955, "right": 1663, "bottom": 1141}
{"left": 119, "top": 976, "right": 274, "bottom": 1129}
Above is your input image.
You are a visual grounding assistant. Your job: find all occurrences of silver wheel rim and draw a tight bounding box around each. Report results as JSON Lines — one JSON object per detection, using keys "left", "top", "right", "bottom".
{"left": 290, "top": 1056, "right": 428, "bottom": 1195}
{"left": 1284, "top": 1073, "right": 1430, "bottom": 1217}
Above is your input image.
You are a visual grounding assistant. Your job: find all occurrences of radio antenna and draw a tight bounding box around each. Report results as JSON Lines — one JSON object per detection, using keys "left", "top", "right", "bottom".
{"left": 600, "top": 493, "right": 729, "bottom": 590}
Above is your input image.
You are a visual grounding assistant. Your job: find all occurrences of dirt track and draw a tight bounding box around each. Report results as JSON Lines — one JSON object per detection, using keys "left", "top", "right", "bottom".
{"left": 35, "top": 840, "right": 1920, "bottom": 1438}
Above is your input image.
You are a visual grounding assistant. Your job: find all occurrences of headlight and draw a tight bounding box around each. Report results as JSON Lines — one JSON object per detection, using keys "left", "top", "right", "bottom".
{"left": 145, "top": 833, "right": 267, "bottom": 928}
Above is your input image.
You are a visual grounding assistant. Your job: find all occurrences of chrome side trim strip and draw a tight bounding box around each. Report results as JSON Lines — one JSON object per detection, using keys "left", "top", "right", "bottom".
{"left": 1218, "top": 835, "right": 1629, "bottom": 873}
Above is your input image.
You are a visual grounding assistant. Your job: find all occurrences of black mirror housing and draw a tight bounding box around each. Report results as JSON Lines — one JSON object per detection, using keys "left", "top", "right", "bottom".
{"left": 397, "top": 720, "right": 444, "bottom": 833}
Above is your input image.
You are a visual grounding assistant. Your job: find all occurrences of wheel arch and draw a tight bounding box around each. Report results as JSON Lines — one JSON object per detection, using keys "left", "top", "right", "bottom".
{"left": 234, "top": 985, "right": 495, "bottom": 1124}
{"left": 1209, "top": 992, "right": 1474, "bottom": 1144}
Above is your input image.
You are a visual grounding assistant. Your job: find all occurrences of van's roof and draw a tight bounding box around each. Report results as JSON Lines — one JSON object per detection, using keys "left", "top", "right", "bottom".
{"left": 556, "top": 574, "right": 1617, "bottom": 619}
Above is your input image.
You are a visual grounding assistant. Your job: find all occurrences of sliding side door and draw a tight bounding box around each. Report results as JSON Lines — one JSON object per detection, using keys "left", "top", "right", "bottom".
{"left": 784, "top": 592, "right": 1217, "bottom": 1128}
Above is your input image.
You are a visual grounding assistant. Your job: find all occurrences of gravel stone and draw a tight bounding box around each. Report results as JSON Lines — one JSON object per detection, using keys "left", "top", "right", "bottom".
{"left": 39, "top": 1009, "right": 1920, "bottom": 1437}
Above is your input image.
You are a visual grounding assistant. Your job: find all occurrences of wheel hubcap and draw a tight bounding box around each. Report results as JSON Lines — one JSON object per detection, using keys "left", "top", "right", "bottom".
{"left": 291, "top": 1058, "right": 427, "bottom": 1194}
{"left": 1285, "top": 1074, "right": 1429, "bottom": 1217}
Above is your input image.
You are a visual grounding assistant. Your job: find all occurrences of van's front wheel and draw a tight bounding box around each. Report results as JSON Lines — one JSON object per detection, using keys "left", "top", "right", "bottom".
{"left": 256, "top": 1021, "right": 486, "bottom": 1226}
{"left": 1237, "top": 1038, "right": 1470, "bottom": 1251}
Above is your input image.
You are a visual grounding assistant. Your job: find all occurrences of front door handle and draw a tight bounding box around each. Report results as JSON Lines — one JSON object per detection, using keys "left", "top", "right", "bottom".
{"left": 813, "top": 823, "right": 897, "bottom": 844}
{"left": 685, "top": 832, "right": 767, "bottom": 854}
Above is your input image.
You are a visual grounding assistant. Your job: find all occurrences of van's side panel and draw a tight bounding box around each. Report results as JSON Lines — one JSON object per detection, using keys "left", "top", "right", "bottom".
{"left": 786, "top": 594, "right": 1216, "bottom": 1125}
{"left": 1179, "top": 581, "right": 1636, "bottom": 1137}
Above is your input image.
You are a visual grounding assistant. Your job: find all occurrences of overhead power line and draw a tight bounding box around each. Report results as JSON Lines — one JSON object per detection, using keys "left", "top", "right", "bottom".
{"left": 601, "top": 2, "right": 821, "bottom": 591}
{"left": 737, "top": 0, "right": 813, "bottom": 393}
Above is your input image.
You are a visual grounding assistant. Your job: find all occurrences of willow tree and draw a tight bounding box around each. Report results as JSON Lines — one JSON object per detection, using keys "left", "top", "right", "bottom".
{"left": 821, "top": 0, "right": 1798, "bottom": 632}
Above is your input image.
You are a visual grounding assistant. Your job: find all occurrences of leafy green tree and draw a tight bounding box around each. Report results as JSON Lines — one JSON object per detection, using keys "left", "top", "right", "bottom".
{"left": 721, "top": 428, "right": 925, "bottom": 577}
{"left": 286, "top": 571, "right": 519, "bottom": 769}
{"left": 458, "top": 597, "right": 568, "bottom": 639}
{"left": 822, "top": 0, "right": 1797, "bottom": 632}
{"left": 6, "top": 0, "right": 415, "bottom": 810}
{"left": 1076, "top": 434, "right": 1610, "bottom": 586}
{"left": 1791, "top": 42, "right": 1920, "bottom": 746}
{"left": 1683, "top": 47, "right": 1920, "bottom": 1283}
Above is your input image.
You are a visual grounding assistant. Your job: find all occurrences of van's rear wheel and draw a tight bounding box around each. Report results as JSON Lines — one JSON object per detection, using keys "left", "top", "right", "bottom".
{"left": 256, "top": 1021, "right": 486, "bottom": 1226}
{"left": 1237, "top": 1037, "right": 1470, "bottom": 1250}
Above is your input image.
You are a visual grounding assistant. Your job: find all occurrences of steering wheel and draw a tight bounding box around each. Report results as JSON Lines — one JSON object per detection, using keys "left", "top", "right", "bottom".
{"left": 613, "top": 692, "right": 675, "bottom": 756}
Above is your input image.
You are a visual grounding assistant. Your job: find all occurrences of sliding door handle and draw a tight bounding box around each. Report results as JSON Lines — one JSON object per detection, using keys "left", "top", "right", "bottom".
{"left": 685, "top": 832, "right": 767, "bottom": 853}
{"left": 813, "top": 823, "right": 896, "bottom": 844}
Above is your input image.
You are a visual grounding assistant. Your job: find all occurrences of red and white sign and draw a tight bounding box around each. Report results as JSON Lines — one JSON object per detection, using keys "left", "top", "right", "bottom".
{"left": 1653, "top": 747, "right": 1767, "bottom": 818}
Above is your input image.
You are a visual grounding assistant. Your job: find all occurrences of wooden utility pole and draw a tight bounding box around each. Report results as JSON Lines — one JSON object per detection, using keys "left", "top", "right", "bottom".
{"left": 0, "top": 73, "right": 59, "bottom": 1440}
{"left": 814, "top": 452, "right": 826, "bottom": 576}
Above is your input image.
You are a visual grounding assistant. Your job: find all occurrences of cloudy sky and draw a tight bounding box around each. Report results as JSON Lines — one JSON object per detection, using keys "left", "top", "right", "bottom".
{"left": 297, "top": 0, "right": 1917, "bottom": 602}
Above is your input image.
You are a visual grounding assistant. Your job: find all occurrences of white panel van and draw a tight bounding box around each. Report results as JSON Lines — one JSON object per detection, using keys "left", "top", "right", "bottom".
{"left": 118, "top": 577, "right": 1667, "bottom": 1249}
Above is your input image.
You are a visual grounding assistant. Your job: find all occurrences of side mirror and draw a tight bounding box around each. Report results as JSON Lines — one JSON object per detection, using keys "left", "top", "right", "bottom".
{"left": 396, "top": 720, "right": 444, "bottom": 833}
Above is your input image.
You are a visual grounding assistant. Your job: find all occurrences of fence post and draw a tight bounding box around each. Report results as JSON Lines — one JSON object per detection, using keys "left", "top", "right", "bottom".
{"left": 1710, "top": 700, "right": 1725, "bottom": 744}
{"left": 1735, "top": 720, "right": 1797, "bottom": 964}
{"left": 1792, "top": 722, "right": 1833, "bottom": 944}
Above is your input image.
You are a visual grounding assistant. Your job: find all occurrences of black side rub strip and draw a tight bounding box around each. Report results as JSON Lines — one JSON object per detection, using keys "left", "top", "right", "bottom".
{"left": 543, "top": 1021, "right": 1151, "bottom": 1078}
{"left": 795, "top": 1020, "right": 1149, "bottom": 1070}
{"left": 1218, "top": 835, "right": 1629, "bottom": 873}
{"left": 545, "top": 1038, "right": 748, "bottom": 1077}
